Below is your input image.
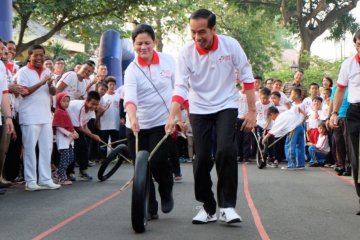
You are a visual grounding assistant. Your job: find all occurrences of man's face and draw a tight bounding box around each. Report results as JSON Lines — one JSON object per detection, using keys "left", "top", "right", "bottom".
{"left": 44, "top": 60, "right": 54, "bottom": 71}
{"left": 355, "top": 38, "right": 360, "bottom": 55}
{"left": 85, "top": 99, "right": 99, "bottom": 111}
{"left": 78, "top": 64, "right": 94, "bottom": 79}
{"left": 290, "top": 90, "right": 299, "bottom": 101}
{"left": 312, "top": 99, "right": 321, "bottom": 110}
{"left": 272, "top": 81, "right": 282, "bottom": 91}
{"left": 97, "top": 86, "right": 107, "bottom": 97}
{"left": 266, "top": 80, "right": 273, "bottom": 89}
{"left": 293, "top": 71, "right": 303, "bottom": 84}
{"left": 260, "top": 94, "right": 270, "bottom": 105}
{"left": 255, "top": 79, "right": 262, "bottom": 90}
{"left": 97, "top": 65, "right": 108, "bottom": 77}
{"left": 190, "top": 18, "right": 215, "bottom": 50}
{"left": 6, "top": 43, "right": 16, "bottom": 59}
{"left": 29, "top": 48, "right": 45, "bottom": 69}
{"left": 0, "top": 42, "right": 4, "bottom": 58}
{"left": 309, "top": 85, "right": 319, "bottom": 97}
{"left": 107, "top": 82, "right": 116, "bottom": 91}
{"left": 1, "top": 46, "right": 10, "bottom": 63}
{"left": 54, "top": 60, "right": 65, "bottom": 73}
{"left": 271, "top": 95, "right": 280, "bottom": 106}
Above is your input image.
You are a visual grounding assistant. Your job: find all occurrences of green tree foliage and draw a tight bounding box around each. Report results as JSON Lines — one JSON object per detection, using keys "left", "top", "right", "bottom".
{"left": 12, "top": 0, "right": 152, "bottom": 55}
{"left": 228, "top": 0, "right": 359, "bottom": 69}
{"left": 265, "top": 55, "right": 342, "bottom": 87}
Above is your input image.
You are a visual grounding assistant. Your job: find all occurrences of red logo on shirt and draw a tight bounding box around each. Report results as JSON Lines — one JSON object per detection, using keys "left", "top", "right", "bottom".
{"left": 219, "top": 55, "right": 231, "bottom": 63}
{"left": 160, "top": 69, "right": 172, "bottom": 78}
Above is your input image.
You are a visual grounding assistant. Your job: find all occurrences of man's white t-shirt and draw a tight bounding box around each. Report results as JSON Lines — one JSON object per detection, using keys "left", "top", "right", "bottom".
{"left": 100, "top": 92, "right": 120, "bottom": 131}
{"left": 57, "top": 71, "right": 86, "bottom": 100}
{"left": 18, "top": 65, "right": 52, "bottom": 125}
{"left": 68, "top": 100, "right": 95, "bottom": 128}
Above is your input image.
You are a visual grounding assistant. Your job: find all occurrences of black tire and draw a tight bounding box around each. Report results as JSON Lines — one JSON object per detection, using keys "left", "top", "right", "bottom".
{"left": 97, "top": 144, "right": 129, "bottom": 181}
{"left": 256, "top": 140, "right": 266, "bottom": 169}
{"left": 131, "top": 150, "right": 150, "bottom": 233}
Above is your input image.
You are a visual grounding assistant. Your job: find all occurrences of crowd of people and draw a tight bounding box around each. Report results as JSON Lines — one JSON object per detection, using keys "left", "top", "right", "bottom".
{"left": 0, "top": 8, "right": 359, "bottom": 223}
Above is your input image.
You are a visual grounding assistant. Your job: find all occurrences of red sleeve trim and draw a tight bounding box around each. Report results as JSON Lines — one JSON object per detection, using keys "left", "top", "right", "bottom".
{"left": 243, "top": 82, "right": 255, "bottom": 90}
{"left": 182, "top": 100, "right": 189, "bottom": 109}
{"left": 2, "top": 90, "right": 9, "bottom": 94}
{"left": 337, "top": 83, "right": 347, "bottom": 89}
{"left": 172, "top": 95, "right": 185, "bottom": 105}
{"left": 125, "top": 101, "right": 137, "bottom": 109}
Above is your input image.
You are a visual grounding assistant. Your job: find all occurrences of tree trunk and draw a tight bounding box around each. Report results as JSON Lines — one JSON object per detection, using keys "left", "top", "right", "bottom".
{"left": 298, "top": 35, "right": 312, "bottom": 70}
{"left": 155, "top": 17, "right": 163, "bottom": 52}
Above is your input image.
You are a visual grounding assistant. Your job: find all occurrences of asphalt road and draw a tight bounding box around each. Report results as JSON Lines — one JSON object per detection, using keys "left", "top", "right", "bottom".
{"left": 0, "top": 162, "right": 359, "bottom": 240}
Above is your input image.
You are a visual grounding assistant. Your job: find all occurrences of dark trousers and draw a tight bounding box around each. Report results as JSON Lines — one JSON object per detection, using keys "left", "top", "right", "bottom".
{"left": 99, "top": 129, "right": 120, "bottom": 159}
{"left": 235, "top": 118, "right": 252, "bottom": 160}
{"left": 3, "top": 118, "right": 23, "bottom": 181}
{"left": 67, "top": 131, "right": 89, "bottom": 175}
{"left": 190, "top": 108, "right": 238, "bottom": 215}
{"left": 127, "top": 126, "right": 173, "bottom": 215}
{"left": 333, "top": 118, "right": 349, "bottom": 168}
{"left": 168, "top": 137, "right": 181, "bottom": 177}
{"left": 58, "top": 147, "right": 74, "bottom": 181}
{"left": 346, "top": 104, "right": 360, "bottom": 198}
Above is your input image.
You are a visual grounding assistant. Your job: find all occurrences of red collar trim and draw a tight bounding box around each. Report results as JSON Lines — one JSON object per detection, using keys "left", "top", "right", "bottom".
{"left": 137, "top": 51, "right": 160, "bottom": 67}
{"left": 195, "top": 35, "right": 219, "bottom": 55}
{"left": 355, "top": 54, "right": 360, "bottom": 63}
{"left": 27, "top": 63, "right": 45, "bottom": 77}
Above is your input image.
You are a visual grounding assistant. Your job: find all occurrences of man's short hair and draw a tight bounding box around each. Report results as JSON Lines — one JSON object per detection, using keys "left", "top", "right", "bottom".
{"left": 267, "top": 106, "right": 279, "bottom": 117}
{"left": 254, "top": 75, "right": 263, "bottom": 81}
{"left": 273, "top": 79, "right": 282, "bottom": 84}
{"left": 309, "top": 82, "right": 319, "bottom": 89}
{"left": 85, "top": 60, "right": 95, "bottom": 68}
{"left": 86, "top": 91, "right": 100, "bottom": 102}
{"left": 312, "top": 96, "right": 323, "bottom": 103}
{"left": 271, "top": 91, "right": 281, "bottom": 98}
{"left": 292, "top": 88, "right": 302, "bottom": 97}
{"left": 105, "top": 76, "right": 116, "bottom": 84}
{"left": 189, "top": 9, "right": 216, "bottom": 29}
{"left": 260, "top": 87, "right": 271, "bottom": 96}
{"left": 353, "top": 29, "right": 360, "bottom": 43}
{"left": 28, "top": 44, "right": 45, "bottom": 56}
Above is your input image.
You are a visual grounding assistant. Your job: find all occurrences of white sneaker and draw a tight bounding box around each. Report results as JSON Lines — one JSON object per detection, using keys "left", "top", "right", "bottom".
{"left": 38, "top": 182, "right": 61, "bottom": 190}
{"left": 25, "top": 182, "right": 42, "bottom": 191}
{"left": 219, "top": 208, "right": 242, "bottom": 224}
{"left": 192, "top": 207, "right": 217, "bottom": 224}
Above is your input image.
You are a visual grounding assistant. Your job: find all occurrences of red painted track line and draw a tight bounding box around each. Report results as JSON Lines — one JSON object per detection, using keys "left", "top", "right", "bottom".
{"left": 32, "top": 187, "right": 127, "bottom": 240}
{"left": 242, "top": 163, "right": 270, "bottom": 240}
{"left": 320, "top": 167, "right": 355, "bottom": 187}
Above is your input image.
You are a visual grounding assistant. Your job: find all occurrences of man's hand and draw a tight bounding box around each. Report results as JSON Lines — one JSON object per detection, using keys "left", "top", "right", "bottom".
{"left": 329, "top": 114, "right": 339, "bottom": 129}
{"left": 70, "top": 131, "right": 79, "bottom": 139}
{"left": 261, "top": 136, "right": 268, "bottom": 145}
{"left": 5, "top": 118, "right": 14, "bottom": 135}
{"left": 9, "top": 84, "right": 29, "bottom": 95}
{"left": 241, "top": 110, "right": 256, "bottom": 132}
{"left": 91, "top": 134, "right": 102, "bottom": 142}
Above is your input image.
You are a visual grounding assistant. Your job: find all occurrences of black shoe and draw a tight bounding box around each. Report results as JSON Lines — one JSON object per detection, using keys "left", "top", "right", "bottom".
{"left": 0, "top": 188, "right": 6, "bottom": 195}
{"left": 161, "top": 194, "right": 174, "bottom": 213}
{"left": 0, "top": 182, "right": 11, "bottom": 188}
{"left": 356, "top": 210, "right": 360, "bottom": 215}
{"left": 336, "top": 168, "right": 345, "bottom": 176}
{"left": 342, "top": 171, "right": 351, "bottom": 176}
{"left": 147, "top": 213, "right": 159, "bottom": 221}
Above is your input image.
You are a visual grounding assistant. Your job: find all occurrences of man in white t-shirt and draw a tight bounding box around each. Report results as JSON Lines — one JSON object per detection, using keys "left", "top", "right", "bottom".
{"left": 98, "top": 77, "right": 120, "bottom": 159}
{"left": 17, "top": 45, "right": 60, "bottom": 191}
{"left": 56, "top": 62, "right": 94, "bottom": 100}
{"left": 67, "top": 91, "right": 101, "bottom": 180}
{"left": 165, "top": 9, "right": 256, "bottom": 224}
{"left": 0, "top": 41, "right": 15, "bottom": 193}
{"left": 331, "top": 29, "right": 360, "bottom": 215}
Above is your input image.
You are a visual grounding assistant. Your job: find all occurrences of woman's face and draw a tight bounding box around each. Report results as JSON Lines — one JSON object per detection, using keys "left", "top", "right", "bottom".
{"left": 322, "top": 78, "right": 331, "bottom": 89}
{"left": 133, "top": 33, "right": 155, "bottom": 63}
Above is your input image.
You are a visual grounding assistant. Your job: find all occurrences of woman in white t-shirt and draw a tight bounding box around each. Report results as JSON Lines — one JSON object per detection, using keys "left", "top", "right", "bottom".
{"left": 124, "top": 24, "right": 175, "bottom": 219}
